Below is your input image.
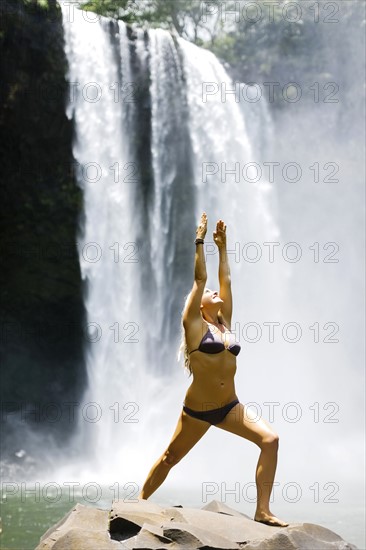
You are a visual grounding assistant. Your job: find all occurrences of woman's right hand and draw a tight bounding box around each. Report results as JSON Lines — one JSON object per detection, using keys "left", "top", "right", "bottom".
{"left": 196, "top": 212, "right": 208, "bottom": 240}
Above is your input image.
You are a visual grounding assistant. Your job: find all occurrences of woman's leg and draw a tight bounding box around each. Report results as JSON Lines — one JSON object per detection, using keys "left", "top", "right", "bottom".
{"left": 138, "top": 409, "right": 211, "bottom": 499}
{"left": 215, "top": 402, "right": 289, "bottom": 527}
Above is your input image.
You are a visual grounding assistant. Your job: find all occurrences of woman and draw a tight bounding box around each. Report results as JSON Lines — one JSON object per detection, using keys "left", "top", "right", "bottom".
{"left": 138, "top": 212, "right": 289, "bottom": 527}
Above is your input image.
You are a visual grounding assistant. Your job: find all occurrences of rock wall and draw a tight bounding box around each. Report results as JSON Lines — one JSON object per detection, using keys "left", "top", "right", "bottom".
{"left": 0, "top": 0, "right": 86, "bottom": 451}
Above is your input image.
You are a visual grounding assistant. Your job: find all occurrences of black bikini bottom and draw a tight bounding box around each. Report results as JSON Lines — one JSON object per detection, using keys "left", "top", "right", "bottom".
{"left": 182, "top": 398, "right": 239, "bottom": 425}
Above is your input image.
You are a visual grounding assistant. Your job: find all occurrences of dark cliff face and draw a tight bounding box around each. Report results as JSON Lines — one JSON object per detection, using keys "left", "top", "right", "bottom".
{"left": 0, "top": 0, "right": 87, "bottom": 444}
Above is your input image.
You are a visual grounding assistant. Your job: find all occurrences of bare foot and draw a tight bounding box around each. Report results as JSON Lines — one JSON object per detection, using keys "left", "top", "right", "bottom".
{"left": 254, "top": 511, "right": 289, "bottom": 527}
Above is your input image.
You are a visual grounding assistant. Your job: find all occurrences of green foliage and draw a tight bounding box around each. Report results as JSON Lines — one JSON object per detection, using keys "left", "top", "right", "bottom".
{"left": 81, "top": 0, "right": 130, "bottom": 19}
{"left": 80, "top": 0, "right": 222, "bottom": 39}
{"left": 23, "top": 0, "right": 57, "bottom": 11}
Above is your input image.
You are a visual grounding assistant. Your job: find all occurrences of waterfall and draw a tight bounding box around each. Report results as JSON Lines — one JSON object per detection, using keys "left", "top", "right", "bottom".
{"left": 58, "top": 3, "right": 287, "bottom": 487}
{"left": 176, "top": 37, "right": 283, "bottom": 297}
{"left": 60, "top": 4, "right": 150, "bottom": 475}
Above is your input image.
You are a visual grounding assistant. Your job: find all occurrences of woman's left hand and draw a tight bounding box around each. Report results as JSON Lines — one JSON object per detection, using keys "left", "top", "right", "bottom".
{"left": 213, "top": 219, "right": 227, "bottom": 249}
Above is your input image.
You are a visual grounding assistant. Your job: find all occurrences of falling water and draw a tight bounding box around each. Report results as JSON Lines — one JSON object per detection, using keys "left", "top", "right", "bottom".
{"left": 60, "top": 5, "right": 150, "bottom": 474}
{"left": 177, "top": 37, "right": 284, "bottom": 300}
{"left": 57, "top": 2, "right": 288, "bottom": 486}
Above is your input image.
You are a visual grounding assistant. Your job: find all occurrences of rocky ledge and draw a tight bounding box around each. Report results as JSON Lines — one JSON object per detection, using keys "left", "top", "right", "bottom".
{"left": 35, "top": 499, "right": 358, "bottom": 549}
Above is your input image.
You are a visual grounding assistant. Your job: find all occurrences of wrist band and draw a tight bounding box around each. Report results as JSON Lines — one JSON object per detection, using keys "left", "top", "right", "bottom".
{"left": 195, "top": 238, "right": 204, "bottom": 245}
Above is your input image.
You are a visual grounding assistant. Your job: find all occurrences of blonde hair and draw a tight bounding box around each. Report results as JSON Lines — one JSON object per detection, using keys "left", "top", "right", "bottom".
{"left": 177, "top": 291, "right": 192, "bottom": 376}
{"left": 177, "top": 288, "right": 225, "bottom": 377}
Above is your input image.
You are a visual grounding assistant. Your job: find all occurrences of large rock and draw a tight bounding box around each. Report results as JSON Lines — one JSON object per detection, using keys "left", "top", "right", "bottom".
{"left": 158, "top": 505, "right": 280, "bottom": 543}
{"left": 243, "top": 523, "right": 357, "bottom": 550}
{"left": 35, "top": 499, "right": 358, "bottom": 550}
{"left": 109, "top": 498, "right": 173, "bottom": 538}
{"left": 34, "top": 503, "right": 120, "bottom": 550}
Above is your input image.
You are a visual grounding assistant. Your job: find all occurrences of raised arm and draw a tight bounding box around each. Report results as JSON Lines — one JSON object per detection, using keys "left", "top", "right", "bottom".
{"left": 183, "top": 212, "right": 207, "bottom": 327}
{"left": 214, "top": 219, "right": 233, "bottom": 327}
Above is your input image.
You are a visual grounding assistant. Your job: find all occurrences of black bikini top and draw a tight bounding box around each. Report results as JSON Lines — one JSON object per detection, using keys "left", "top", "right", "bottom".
{"left": 189, "top": 324, "right": 241, "bottom": 356}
